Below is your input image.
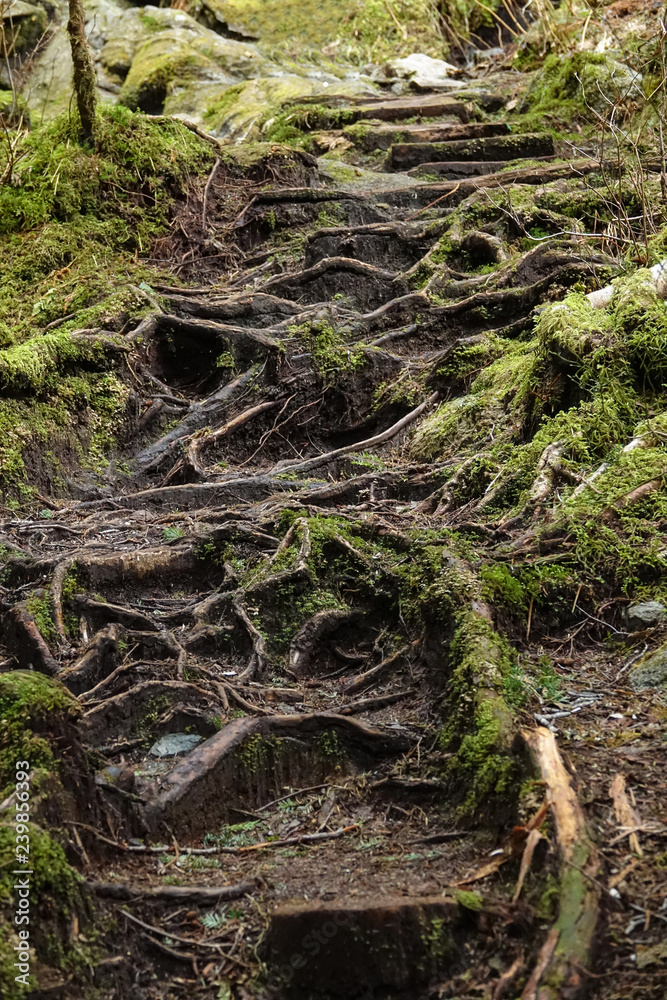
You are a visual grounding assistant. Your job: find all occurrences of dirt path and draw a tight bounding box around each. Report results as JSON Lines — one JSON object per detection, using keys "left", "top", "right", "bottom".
{"left": 1, "top": 66, "right": 666, "bottom": 1000}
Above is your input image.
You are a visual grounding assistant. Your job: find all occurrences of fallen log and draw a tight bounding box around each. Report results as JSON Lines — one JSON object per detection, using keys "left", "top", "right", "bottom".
{"left": 521, "top": 727, "right": 600, "bottom": 1000}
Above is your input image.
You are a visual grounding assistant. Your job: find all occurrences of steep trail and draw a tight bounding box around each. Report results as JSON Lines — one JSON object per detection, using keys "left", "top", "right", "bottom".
{"left": 1, "top": 65, "right": 666, "bottom": 1000}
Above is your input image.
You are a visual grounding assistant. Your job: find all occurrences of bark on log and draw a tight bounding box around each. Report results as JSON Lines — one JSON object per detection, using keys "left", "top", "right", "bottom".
{"left": 521, "top": 727, "right": 600, "bottom": 1000}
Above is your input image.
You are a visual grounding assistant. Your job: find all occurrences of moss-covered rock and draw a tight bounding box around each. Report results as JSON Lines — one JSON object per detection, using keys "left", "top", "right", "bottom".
{"left": 524, "top": 52, "right": 643, "bottom": 117}
{"left": 629, "top": 644, "right": 667, "bottom": 689}
{"left": 25, "top": 0, "right": 272, "bottom": 122}
{"left": 181, "top": 0, "right": 445, "bottom": 60}
{"left": 203, "top": 77, "right": 332, "bottom": 139}
{"left": 115, "top": 8, "right": 270, "bottom": 114}
{"left": 1, "top": 1, "right": 48, "bottom": 56}
{"left": 120, "top": 30, "right": 228, "bottom": 113}
{"left": 0, "top": 821, "right": 87, "bottom": 999}
{"left": 0, "top": 671, "right": 80, "bottom": 791}
{"left": 0, "top": 670, "right": 92, "bottom": 996}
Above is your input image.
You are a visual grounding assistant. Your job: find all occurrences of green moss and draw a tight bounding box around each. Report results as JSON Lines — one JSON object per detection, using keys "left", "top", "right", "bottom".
{"left": 262, "top": 103, "right": 359, "bottom": 143}
{"left": 0, "top": 104, "right": 213, "bottom": 498}
{"left": 119, "top": 33, "right": 217, "bottom": 114}
{"left": 306, "top": 320, "right": 367, "bottom": 382}
{"left": 439, "top": 609, "right": 517, "bottom": 813}
{"left": 196, "top": 0, "right": 445, "bottom": 61}
{"left": 203, "top": 82, "right": 247, "bottom": 126}
{"left": 0, "top": 672, "right": 79, "bottom": 793}
{"left": 317, "top": 728, "right": 343, "bottom": 759}
{"left": 453, "top": 889, "right": 484, "bottom": 912}
{"left": 261, "top": 586, "right": 347, "bottom": 656}
{"left": 25, "top": 592, "right": 57, "bottom": 647}
{"left": 522, "top": 52, "right": 641, "bottom": 122}
{"left": 236, "top": 734, "right": 271, "bottom": 773}
{"left": 0, "top": 822, "right": 84, "bottom": 998}
{"left": 412, "top": 340, "right": 535, "bottom": 461}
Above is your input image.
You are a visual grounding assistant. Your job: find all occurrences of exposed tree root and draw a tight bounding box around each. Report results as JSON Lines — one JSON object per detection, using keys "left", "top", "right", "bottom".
{"left": 89, "top": 881, "right": 253, "bottom": 903}
{"left": 143, "top": 713, "right": 413, "bottom": 837}
{"left": 3, "top": 601, "right": 60, "bottom": 675}
{"left": 3, "top": 75, "right": 660, "bottom": 1000}
{"left": 83, "top": 680, "right": 224, "bottom": 743}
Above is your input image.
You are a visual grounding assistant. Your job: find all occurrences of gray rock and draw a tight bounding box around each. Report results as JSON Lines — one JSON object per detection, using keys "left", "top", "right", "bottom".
{"left": 149, "top": 733, "right": 202, "bottom": 757}
{"left": 629, "top": 645, "right": 667, "bottom": 690}
{"left": 386, "top": 53, "right": 465, "bottom": 91}
{"left": 627, "top": 601, "right": 667, "bottom": 631}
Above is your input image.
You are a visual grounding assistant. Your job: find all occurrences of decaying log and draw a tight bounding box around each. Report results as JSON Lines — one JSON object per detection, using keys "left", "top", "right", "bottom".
{"left": 521, "top": 727, "right": 600, "bottom": 1000}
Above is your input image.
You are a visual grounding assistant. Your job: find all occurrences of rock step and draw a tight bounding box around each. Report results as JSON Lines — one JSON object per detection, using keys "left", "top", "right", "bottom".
{"left": 387, "top": 133, "right": 556, "bottom": 171}
{"left": 354, "top": 91, "right": 505, "bottom": 116}
{"left": 408, "top": 155, "right": 557, "bottom": 179}
{"left": 351, "top": 95, "right": 473, "bottom": 124}
{"left": 263, "top": 896, "right": 464, "bottom": 996}
{"left": 343, "top": 120, "right": 510, "bottom": 152}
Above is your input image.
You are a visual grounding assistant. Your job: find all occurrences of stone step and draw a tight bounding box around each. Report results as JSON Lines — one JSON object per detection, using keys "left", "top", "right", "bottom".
{"left": 354, "top": 91, "right": 506, "bottom": 117}
{"left": 387, "top": 133, "right": 556, "bottom": 171}
{"left": 343, "top": 120, "right": 510, "bottom": 153}
{"left": 263, "top": 896, "right": 465, "bottom": 996}
{"left": 353, "top": 94, "right": 473, "bottom": 123}
{"left": 408, "top": 155, "right": 556, "bottom": 179}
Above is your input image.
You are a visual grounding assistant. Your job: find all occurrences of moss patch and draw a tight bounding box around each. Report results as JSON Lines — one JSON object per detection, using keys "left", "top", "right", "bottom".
{"left": 0, "top": 104, "right": 213, "bottom": 499}
{"left": 192, "top": 0, "right": 444, "bottom": 61}
{"left": 0, "top": 672, "right": 80, "bottom": 792}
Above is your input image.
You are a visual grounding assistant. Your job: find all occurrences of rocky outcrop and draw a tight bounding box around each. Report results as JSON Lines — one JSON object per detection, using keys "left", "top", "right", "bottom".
{"left": 21, "top": 0, "right": 380, "bottom": 135}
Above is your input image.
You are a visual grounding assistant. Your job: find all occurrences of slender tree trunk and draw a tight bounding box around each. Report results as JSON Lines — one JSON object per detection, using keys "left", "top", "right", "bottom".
{"left": 67, "top": 0, "right": 97, "bottom": 140}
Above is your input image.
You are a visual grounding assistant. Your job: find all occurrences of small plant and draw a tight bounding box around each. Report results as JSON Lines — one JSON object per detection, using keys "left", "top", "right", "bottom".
{"left": 161, "top": 526, "right": 185, "bottom": 543}
{"left": 204, "top": 820, "right": 263, "bottom": 848}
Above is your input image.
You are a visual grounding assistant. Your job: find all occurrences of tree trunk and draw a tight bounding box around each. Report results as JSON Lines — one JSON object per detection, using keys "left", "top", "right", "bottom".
{"left": 67, "top": 0, "right": 97, "bottom": 140}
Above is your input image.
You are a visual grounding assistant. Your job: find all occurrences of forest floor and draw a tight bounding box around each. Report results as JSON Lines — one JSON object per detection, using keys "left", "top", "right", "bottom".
{"left": 1, "top": 20, "right": 667, "bottom": 1000}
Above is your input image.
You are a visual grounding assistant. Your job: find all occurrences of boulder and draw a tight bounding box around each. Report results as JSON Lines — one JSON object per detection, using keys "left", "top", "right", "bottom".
{"left": 23, "top": 0, "right": 273, "bottom": 121}
{"left": 120, "top": 31, "right": 234, "bottom": 113}
{"left": 204, "top": 75, "right": 374, "bottom": 139}
{"left": 385, "top": 53, "right": 464, "bottom": 91}
{"left": 1, "top": 1, "right": 48, "bottom": 56}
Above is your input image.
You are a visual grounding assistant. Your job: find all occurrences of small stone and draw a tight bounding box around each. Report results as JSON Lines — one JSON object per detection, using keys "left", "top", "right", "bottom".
{"left": 96, "top": 765, "right": 136, "bottom": 791}
{"left": 629, "top": 644, "right": 667, "bottom": 690}
{"left": 627, "top": 601, "right": 667, "bottom": 631}
{"left": 149, "top": 733, "right": 202, "bottom": 757}
{"left": 386, "top": 53, "right": 464, "bottom": 90}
